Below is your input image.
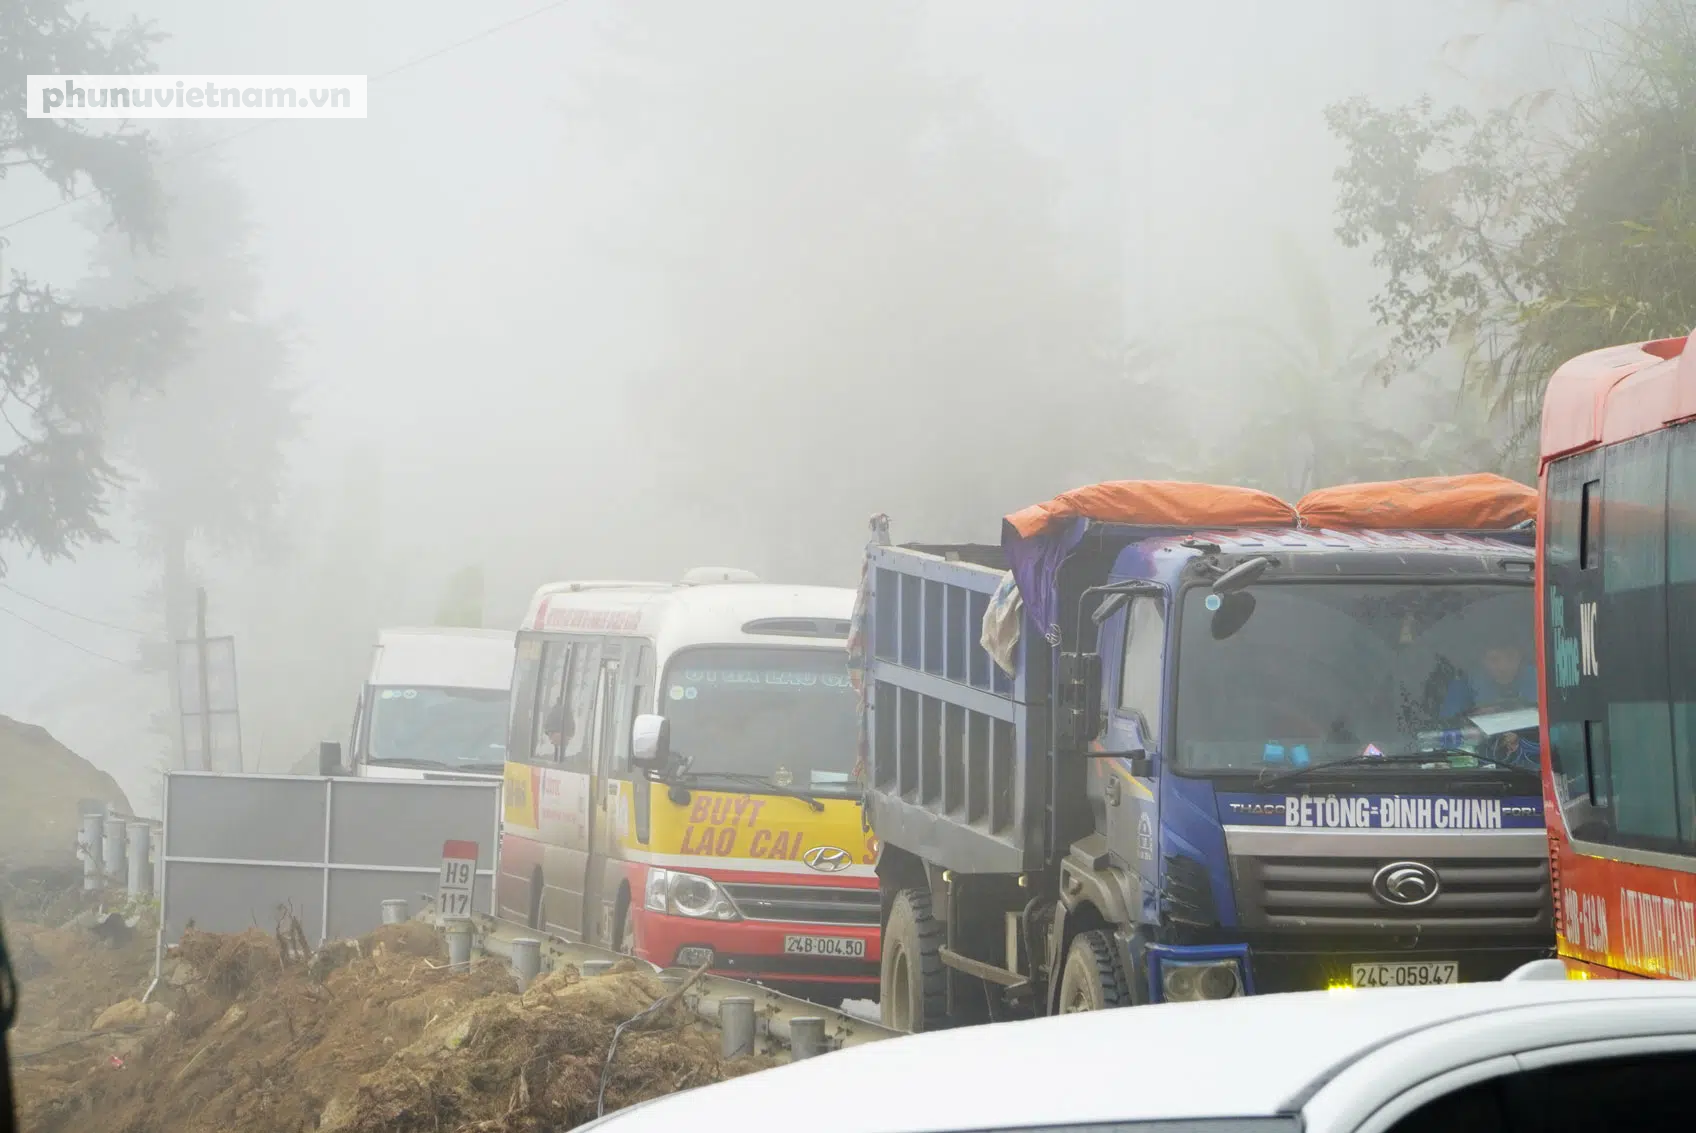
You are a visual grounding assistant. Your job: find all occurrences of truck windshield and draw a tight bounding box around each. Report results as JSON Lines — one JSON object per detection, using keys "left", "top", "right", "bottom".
{"left": 661, "top": 646, "right": 858, "bottom": 796}
{"left": 1174, "top": 582, "right": 1534, "bottom": 775}
{"left": 366, "top": 686, "right": 509, "bottom": 770}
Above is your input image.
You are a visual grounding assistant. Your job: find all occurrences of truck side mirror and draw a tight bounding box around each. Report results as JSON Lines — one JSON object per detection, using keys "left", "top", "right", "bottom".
{"left": 631, "top": 714, "right": 672, "bottom": 775}
{"left": 1093, "top": 748, "right": 1153, "bottom": 777}
{"left": 319, "top": 741, "right": 345, "bottom": 777}
{"left": 1212, "top": 555, "right": 1271, "bottom": 595}
{"left": 1057, "top": 652, "right": 1104, "bottom": 754}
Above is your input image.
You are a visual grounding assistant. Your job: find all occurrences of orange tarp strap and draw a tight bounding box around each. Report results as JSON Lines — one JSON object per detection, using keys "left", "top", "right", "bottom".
{"left": 1004, "top": 480, "right": 1298, "bottom": 540}
{"left": 1295, "top": 473, "right": 1535, "bottom": 531}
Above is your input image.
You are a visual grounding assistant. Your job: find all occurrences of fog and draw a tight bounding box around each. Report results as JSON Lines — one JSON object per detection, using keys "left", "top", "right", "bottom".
{"left": 0, "top": 0, "right": 1607, "bottom": 808}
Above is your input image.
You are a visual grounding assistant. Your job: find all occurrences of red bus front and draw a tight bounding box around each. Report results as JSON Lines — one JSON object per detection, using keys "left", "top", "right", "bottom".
{"left": 1536, "top": 332, "right": 1696, "bottom": 981}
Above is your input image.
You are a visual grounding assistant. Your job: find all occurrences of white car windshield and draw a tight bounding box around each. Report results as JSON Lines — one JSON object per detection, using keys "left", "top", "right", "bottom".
{"left": 366, "top": 686, "right": 508, "bottom": 770}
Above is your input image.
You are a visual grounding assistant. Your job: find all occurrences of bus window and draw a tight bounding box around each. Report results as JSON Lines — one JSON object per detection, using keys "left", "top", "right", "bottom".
{"left": 594, "top": 659, "right": 623, "bottom": 775}
{"left": 509, "top": 637, "right": 545, "bottom": 764}
{"left": 1581, "top": 480, "right": 1602, "bottom": 571}
{"left": 557, "top": 638, "right": 601, "bottom": 772}
{"left": 533, "top": 641, "right": 573, "bottom": 764}
{"left": 1599, "top": 433, "right": 1679, "bottom": 846}
{"left": 628, "top": 645, "right": 654, "bottom": 845}
{"left": 1544, "top": 456, "right": 1593, "bottom": 814}
{"left": 1668, "top": 421, "right": 1696, "bottom": 847}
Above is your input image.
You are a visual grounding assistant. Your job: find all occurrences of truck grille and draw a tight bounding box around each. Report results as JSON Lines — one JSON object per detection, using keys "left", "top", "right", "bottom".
{"left": 1232, "top": 856, "right": 1552, "bottom": 933}
{"left": 721, "top": 883, "right": 881, "bottom": 926}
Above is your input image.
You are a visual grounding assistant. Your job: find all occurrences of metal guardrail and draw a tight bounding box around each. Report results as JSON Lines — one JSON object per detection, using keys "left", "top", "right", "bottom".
{"left": 416, "top": 894, "right": 899, "bottom": 1057}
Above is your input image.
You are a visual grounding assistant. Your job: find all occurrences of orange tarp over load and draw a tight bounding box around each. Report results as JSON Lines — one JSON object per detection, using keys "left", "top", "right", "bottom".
{"left": 1003, "top": 480, "right": 1298, "bottom": 540}
{"left": 1295, "top": 473, "right": 1535, "bottom": 532}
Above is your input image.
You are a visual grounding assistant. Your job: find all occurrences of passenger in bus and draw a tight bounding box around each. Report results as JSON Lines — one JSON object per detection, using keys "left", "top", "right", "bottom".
{"left": 543, "top": 694, "right": 575, "bottom": 753}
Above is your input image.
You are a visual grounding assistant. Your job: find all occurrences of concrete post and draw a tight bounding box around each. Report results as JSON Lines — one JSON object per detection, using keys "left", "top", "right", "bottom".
{"left": 789, "top": 1017, "right": 826, "bottom": 1061}
{"left": 102, "top": 816, "right": 127, "bottom": 887}
{"left": 381, "top": 899, "right": 408, "bottom": 925}
{"left": 511, "top": 938, "right": 542, "bottom": 988}
{"left": 126, "top": 822, "right": 152, "bottom": 897}
{"left": 80, "top": 813, "right": 104, "bottom": 892}
{"left": 445, "top": 921, "right": 473, "bottom": 970}
{"left": 719, "top": 996, "right": 755, "bottom": 1058}
{"left": 580, "top": 959, "right": 613, "bottom": 978}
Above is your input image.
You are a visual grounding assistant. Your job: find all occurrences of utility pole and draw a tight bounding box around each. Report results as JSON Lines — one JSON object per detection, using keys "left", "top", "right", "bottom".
{"left": 195, "top": 587, "right": 213, "bottom": 772}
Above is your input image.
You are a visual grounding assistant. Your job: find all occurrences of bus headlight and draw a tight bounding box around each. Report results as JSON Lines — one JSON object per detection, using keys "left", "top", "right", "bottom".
{"left": 643, "top": 868, "right": 740, "bottom": 921}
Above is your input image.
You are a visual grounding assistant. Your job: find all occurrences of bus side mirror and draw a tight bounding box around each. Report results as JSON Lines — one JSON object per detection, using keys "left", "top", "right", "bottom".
{"left": 319, "top": 741, "right": 345, "bottom": 777}
{"left": 631, "top": 714, "right": 672, "bottom": 775}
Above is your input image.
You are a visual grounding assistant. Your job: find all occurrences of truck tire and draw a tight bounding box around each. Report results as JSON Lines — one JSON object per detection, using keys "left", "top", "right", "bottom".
{"left": 881, "top": 888, "right": 949, "bottom": 1033}
{"left": 1056, "top": 929, "right": 1131, "bottom": 1013}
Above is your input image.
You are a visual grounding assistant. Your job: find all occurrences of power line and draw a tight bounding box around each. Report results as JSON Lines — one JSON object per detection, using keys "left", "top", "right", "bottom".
{"left": 0, "top": 601, "right": 132, "bottom": 665}
{"left": 0, "top": 582, "right": 146, "bottom": 635}
{"left": 0, "top": 0, "right": 574, "bottom": 234}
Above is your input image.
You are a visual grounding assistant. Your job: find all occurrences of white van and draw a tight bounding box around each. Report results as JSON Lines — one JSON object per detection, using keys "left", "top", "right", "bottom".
{"left": 336, "top": 627, "right": 515, "bottom": 781}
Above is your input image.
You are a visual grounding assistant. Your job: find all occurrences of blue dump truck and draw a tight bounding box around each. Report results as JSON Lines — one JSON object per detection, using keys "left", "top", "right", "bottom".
{"left": 854, "top": 475, "right": 1556, "bottom": 1030}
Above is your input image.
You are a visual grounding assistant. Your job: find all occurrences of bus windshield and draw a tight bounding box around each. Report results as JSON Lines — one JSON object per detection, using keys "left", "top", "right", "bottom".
{"left": 366, "top": 686, "right": 509, "bottom": 771}
{"left": 660, "top": 646, "right": 858, "bottom": 796}
{"left": 1174, "top": 582, "right": 1536, "bottom": 776}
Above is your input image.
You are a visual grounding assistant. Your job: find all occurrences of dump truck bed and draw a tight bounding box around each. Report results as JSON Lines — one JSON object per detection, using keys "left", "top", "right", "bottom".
{"left": 862, "top": 542, "right": 1050, "bottom": 875}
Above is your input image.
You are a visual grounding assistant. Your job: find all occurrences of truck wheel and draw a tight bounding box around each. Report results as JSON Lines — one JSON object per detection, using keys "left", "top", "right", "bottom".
{"left": 881, "top": 888, "right": 948, "bottom": 1033}
{"left": 1057, "top": 930, "right": 1131, "bottom": 1013}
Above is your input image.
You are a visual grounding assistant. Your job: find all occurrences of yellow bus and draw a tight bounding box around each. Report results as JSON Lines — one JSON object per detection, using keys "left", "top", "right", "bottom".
{"left": 496, "top": 571, "right": 879, "bottom": 1005}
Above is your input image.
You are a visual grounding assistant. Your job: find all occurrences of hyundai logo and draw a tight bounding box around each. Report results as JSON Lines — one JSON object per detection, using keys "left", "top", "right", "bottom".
{"left": 803, "top": 845, "right": 853, "bottom": 873}
{"left": 1371, "top": 861, "right": 1441, "bottom": 907}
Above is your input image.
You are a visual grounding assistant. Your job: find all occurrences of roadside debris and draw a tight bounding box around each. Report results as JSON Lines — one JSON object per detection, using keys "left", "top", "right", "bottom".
{"left": 11, "top": 916, "right": 775, "bottom": 1133}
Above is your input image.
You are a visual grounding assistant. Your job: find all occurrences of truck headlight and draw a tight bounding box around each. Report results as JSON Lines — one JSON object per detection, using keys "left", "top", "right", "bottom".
{"left": 643, "top": 868, "right": 739, "bottom": 921}
{"left": 1161, "top": 958, "right": 1243, "bottom": 1002}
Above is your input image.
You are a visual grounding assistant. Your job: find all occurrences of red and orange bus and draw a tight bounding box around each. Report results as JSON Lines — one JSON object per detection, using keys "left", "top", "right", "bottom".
{"left": 1537, "top": 333, "right": 1696, "bottom": 979}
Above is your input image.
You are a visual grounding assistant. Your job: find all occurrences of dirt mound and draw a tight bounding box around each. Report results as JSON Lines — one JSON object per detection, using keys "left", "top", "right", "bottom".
{"left": 4, "top": 907, "right": 166, "bottom": 1129}
{"left": 7, "top": 917, "right": 159, "bottom": 1048}
{"left": 14, "top": 923, "right": 775, "bottom": 1133}
{"left": 0, "top": 714, "right": 133, "bottom": 872}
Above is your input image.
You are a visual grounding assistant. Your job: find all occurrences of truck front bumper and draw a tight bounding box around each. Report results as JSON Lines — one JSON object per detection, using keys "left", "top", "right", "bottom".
{"left": 1135, "top": 935, "right": 1555, "bottom": 1003}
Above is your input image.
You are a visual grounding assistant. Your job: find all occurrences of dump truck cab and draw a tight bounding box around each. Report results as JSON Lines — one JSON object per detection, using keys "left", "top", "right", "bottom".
{"left": 860, "top": 476, "right": 1555, "bottom": 1031}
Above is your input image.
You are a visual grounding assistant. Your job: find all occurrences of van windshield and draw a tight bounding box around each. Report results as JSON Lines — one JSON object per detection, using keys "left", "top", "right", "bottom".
{"left": 1174, "top": 582, "right": 1535, "bottom": 776}
{"left": 366, "top": 686, "right": 509, "bottom": 771}
{"left": 660, "top": 646, "right": 858, "bottom": 796}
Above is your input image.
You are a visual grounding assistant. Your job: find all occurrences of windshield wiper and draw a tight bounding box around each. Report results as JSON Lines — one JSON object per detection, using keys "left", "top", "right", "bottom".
{"left": 1259, "top": 748, "right": 1535, "bottom": 788}
{"left": 676, "top": 770, "right": 826, "bottom": 812}
{"left": 366, "top": 757, "right": 455, "bottom": 770}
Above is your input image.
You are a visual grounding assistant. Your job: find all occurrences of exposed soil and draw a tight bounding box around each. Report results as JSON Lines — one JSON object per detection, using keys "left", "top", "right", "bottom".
{"left": 11, "top": 919, "right": 775, "bottom": 1133}
{"left": 0, "top": 714, "right": 132, "bottom": 874}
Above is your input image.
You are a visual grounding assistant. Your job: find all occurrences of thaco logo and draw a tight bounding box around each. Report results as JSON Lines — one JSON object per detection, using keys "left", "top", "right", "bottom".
{"left": 1371, "top": 861, "right": 1441, "bottom": 907}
